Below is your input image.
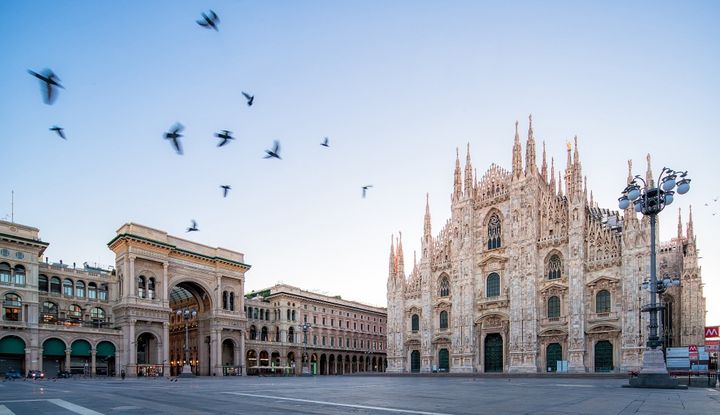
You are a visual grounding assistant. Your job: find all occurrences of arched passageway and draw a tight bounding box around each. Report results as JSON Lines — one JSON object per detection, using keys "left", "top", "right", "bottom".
{"left": 169, "top": 281, "right": 212, "bottom": 376}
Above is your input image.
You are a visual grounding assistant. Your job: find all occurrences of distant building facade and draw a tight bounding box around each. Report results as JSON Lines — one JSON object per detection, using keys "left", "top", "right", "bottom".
{"left": 0, "top": 220, "right": 384, "bottom": 377}
{"left": 244, "top": 284, "right": 387, "bottom": 375}
{"left": 386, "top": 117, "right": 706, "bottom": 374}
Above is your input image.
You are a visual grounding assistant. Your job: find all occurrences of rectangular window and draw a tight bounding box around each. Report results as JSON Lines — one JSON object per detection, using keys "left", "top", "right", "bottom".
{"left": 313, "top": 335, "right": 317, "bottom": 345}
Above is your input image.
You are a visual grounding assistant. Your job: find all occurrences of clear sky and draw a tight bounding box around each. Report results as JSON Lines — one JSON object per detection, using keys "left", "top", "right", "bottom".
{"left": 1, "top": 1, "right": 718, "bottom": 323}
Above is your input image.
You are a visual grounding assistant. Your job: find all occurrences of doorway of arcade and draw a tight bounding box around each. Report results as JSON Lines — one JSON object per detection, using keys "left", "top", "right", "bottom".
{"left": 168, "top": 281, "right": 211, "bottom": 376}
{"left": 0, "top": 335, "right": 25, "bottom": 376}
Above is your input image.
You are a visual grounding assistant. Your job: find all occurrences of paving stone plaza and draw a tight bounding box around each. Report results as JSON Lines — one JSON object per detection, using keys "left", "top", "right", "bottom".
{"left": 1, "top": 375, "right": 718, "bottom": 414}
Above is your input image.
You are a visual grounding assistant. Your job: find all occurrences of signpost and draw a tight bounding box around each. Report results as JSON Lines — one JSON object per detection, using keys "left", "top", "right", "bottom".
{"left": 705, "top": 326, "right": 719, "bottom": 338}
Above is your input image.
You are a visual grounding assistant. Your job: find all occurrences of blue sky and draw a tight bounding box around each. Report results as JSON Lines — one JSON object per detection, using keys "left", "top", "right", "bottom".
{"left": 1, "top": 1, "right": 718, "bottom": 323}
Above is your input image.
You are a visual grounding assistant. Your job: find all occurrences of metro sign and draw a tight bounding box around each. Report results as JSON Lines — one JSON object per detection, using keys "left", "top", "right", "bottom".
{"left": 688, "top": 344, "right": 698, "bottom": 352}
{"left": 705, "top": 326, "right": 720, "bottom": 338}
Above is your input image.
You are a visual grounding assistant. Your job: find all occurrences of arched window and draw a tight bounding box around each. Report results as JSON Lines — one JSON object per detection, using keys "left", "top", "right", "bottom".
{"left": 3, "top": 293, "right": 21, "bottom": 321}
{"left": 596, "top": 290, "right": 611, "bottom": 313}
{"left": 291, "top": 310, "right": 296, "bottom": 321}
{"left": 63, "top": 278, "right": 74, "bottom": 297}
{"left": 147, "top": 278, "right": 156, "bottom": 300}
{"left": 288, "top": 326, "right": 295, "bottom": 343}
{"left": 99, "top": 284, "right": 108, "bottom": 301}
{"left": 486, "top": 273, "right": 500, "bottom": 297}
{"left": 286, "top": 309, "right": 290, "bottom": 320}
{"left": 439, "top": 276, "right": 450, "bottom": 297}
{"left": 411, "top": 314, "right": 419, "bottom": 332}
{"left": 88, "top": 282, "right": 97, "bottom": 299}
{"left": 39, "top": 275, "right": 49, "bottom": 292}
{"left": 548, "top": 296, "right": 560, "bottom": 320}
{"left": 50, "top": 277, "right": 61, "bottom": 294}
{"left": 487, "top": 214, "right": 502, "bottom": 249}
{"left": 0, "top": 262, "right": 10, "bottom": 283}
{"left": 548, "top": 255, "right": 562, "bottom": 280}
{"left": 439, "top": 310, "right": 448, "bottom": 329}
{"left": 253, "top": 308, "right": 258, "bottom": 319}
{"left": 229, "top": 292, "right": 235, "bottom": 311}
{"left": 42, "top": 301, "right": 58, "bottom": 323}
{"left": 137, "top": 276, "right": 146, "bottom": 298}
{"left": 91, "top": 307, "right": 106, "bottom": 322}
{"left": 76, "top": 280, "right": 85, "bottom": 298}
{"left": 250, "top": 325, "right": 257, "bottom": 340}
{"left": 223, "top": 291, "right": 229, "bottom": 310}
{"left": 68, "top": 304, "right": 82, "bottom": 322}
{"left": 13, "top": 265, "right": 25, "bottom": 285}
{"left": 261, "top": 326, "right": 269, "bottom": 341}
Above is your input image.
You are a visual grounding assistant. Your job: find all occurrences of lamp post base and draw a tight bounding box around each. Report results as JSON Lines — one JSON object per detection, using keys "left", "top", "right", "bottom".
{"left": 626, "top": 349, "right": 685, "bottom": 389}
{"left": 179, "top": 365, "right": 195, "bottom": 378}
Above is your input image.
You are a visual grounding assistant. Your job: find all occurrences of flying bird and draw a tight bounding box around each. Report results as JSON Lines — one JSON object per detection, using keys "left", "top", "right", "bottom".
{"left": 197, "top": 10, "right": 219, "bottom": 31}
{"left": 321, "top": 137, "right": 329, "bottom": 147}
{"left": 49, "top": 126, "right": 66, "bottom": 140}
{"left": 28, "top": 69, "right": 64, "bottom": 104}
{"left": 186, "top": 220, "right": 198, "bottom": 232}
{"left": 264, "top": 140, "right": 281, "bottom": 159}
{"left": 164, "top": 123, "right": 184, "bottom": 155}
{"left": 242, "top": 92, "right": 254, "bottom": 106}
{"left": 362, "top": 185, "right": 373, "bottom": 198}
{"left": 221, "top": 185, "right": 231, "bottom": 198}
{"left": 215, "top": 130, "right": 234, "bottom": 147}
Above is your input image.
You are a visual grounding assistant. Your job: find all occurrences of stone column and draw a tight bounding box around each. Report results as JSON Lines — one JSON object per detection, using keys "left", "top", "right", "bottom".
{"left": 115, "top": 352, "right": 120, "bottom": 377}
{"left": 162, "top": 262, "right": 169, "bottom": 308}
{"left": 128, "top": 319, "right": 136, "bottom": 376}
{"left": 216, "top": 274, "right": 222, "bottom": 311}
{"left": 128, "top": 254, "right": 136, "bottom": 300}
{"left": 38, "top": 348, "right": 44, "bottom": 372}
{"left": 25, "top": 349, "right": 32, "bottom": 374}
{"left": 163, "top": 322, "right": 170, "bottom": 377}
{"left": 234, "top": 339, "right": 241, "bottom": 371}
{"left": 65, "top": 348, "right": 71, "bottom": 372}
{"left": 240, "top": 331, "right": 246, "bottom": 376}
{"left": 91, "top": 349, "right": 97, "bottom": 377}
{"left": 213, "top": 328, "right": 222, "bottom": 376}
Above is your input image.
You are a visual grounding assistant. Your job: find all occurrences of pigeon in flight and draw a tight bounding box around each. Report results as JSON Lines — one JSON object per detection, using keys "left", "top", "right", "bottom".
{"left": 362, "top": 185, "right": 373, "bottom": 198}
{"left": 221, "top": 185, "right": 231, "bottom": 198}
{"left": 321, "top": 137, "right": 329, "bottom": 147}
{"left": 186, "top": 220, "right": 199, "bottom": 232}
{"left": 197, "top": 10, "right": 219, "bottom": 31}
{"left": 28, "top": 69, "right": 64, "bottom": 105}
{"left": 164, "top": 123, "right": 184, "bottom": 155}
{"left": 264, "top": 140, "right": 281, "bottom": 159}
{"left": 242, "top": 92, "right": 254, "bottom": 106}
{"left": 49, "top": 126, "right": 66, "bottom": 140}
{"left": 215, "top": 130, "right": 234, "bottom": 147}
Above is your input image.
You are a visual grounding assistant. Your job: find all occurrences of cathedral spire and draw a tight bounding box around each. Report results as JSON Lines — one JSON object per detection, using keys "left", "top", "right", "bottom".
{"left": 512, "top": 120, "right": 523, "bottom": 180}
{"left": 573, "top": 136, "right": 583, "bottom": 199}
{"left": 645, "top": 153, "right": 654, "bottom": 187}
{"left": 525, "top": 114, "right": 537, "bottom": 176}
{"left": 541, "top": 140, "right": 547, "bottom": 181}
{"left": 590, "top": 190, "right": 594, "bottom": 207}
{"left": 397, "top": 232, "right": 405, "bottom": 276}
{"left": 424, "top": 193, "right": 432, "bottom": 239}
{"left": 565, "top": 140, "right": 572, "bottom": 196}
{"left": 687, "top": 205, "right": 694, "bottom": 240}
{"left": 549, "top": 157, "right": 556, "bottom": 193}
{"left": 453, "top": 148, "right": 462, "bottom": 201}
{"left": 464, "top": 143, "right": 473, "bottom": 197}
{"left": 388, "top": 234, "right": 396, "bottom": 276}
{"left": 627, "top": 159, "right": 633, "bottom": 184}
{"left": 678, "top": 208, "right": 683, "bottom": 240}
{"left": 557, "top": 171, "right": 563, "bottom": 197}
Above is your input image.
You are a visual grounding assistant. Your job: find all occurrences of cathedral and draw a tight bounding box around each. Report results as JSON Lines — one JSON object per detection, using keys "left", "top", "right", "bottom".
{"left": 385, "top": 116, "right": 706, "bottom": 373}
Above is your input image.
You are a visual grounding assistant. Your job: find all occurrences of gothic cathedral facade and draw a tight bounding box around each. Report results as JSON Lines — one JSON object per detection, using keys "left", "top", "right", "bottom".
{"left": 386, "top": 117, "right": 706, "bottom": 373}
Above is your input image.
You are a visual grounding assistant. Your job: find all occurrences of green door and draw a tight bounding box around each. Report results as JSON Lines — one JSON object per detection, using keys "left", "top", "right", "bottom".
{"left": 594, "top": 340, "right": 613, "bottom": 372}
{"left": 410, "top": 350, "right": 421, "bottom": 373}
{"left": 484, "top": 334, "right": 503, "bottom": 373}
{"left": 438, "top": 348, "right": 449, "bottom": 372}
{"left": 546, "top": 343, "right": 562, "bottom": 372}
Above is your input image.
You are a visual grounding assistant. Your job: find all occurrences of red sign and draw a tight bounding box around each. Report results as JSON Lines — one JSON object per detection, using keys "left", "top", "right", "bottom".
{"left": 689, "top": 344, "right": 698, "bottom": 352}
{"left": 705, "top": 326, "right": 720, "bottom": 338}
{"left": 706, "top": 340, "right": 720, "bottom": 352}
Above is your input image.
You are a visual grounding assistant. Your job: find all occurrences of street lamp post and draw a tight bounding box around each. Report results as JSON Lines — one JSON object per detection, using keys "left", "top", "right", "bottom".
{"left": 618, "top": 166, "right": 690, "bottom": 388}
{"left": 299, "top": 322, "right": 312, "bottom": 375}
{"left": 176, "top": 307, "right": 197, "bottom": 378}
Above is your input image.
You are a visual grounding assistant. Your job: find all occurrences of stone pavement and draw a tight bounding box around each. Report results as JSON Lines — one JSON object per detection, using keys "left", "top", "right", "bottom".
{"left": 0, "top": 375, "right": 718, "bottom": 414}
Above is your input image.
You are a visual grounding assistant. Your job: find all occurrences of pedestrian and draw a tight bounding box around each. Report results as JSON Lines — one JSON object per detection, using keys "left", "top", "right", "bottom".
{"left": 121, "top": 370, "right": 126, "bottom": 380}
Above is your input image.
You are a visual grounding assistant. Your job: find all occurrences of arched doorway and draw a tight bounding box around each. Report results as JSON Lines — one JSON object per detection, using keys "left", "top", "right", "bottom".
{"left": 169, "top": 281, "right": 212, "bottom": 376}
{"left": 344, "top": 355, "right": 350, "bottom": 374}
{"left": 246, "top": 350, "right": 257, "bottom": 375}
{"left": 410, "top": 350, "right": 421, "bottom": 373}
{"left": 438, "top": 348, "right": 449, "bottom": 372}
{"left": 136, "top": 333, "right": 161, "bottom": 376}
{"left": 0, "top": 336, "right": 26, "bottom": 375}
{"left": 484, "top": 334, "right": 503, "bottom": 372}
{"left": 328, "top": 354, "right": 335, "bottom": 375}
{"left": 271, "top": 351, "right": 281, "bottom": 373}
{"left": 310, "top": 353, "right": 318, "bottom": 375}
{"left": 594, "top": 340, "right": 613, "bottom": 372}
{"left": 96, "top": 341, "right": 116, "bottom": 376}
{"left": 287, "top": 352, "right": 296, "bottom": 374}
{"left": 320, "top": 354, "right": 327, "bottom": 375}
{"left": 546, "top": 343, "right": 562, "bottom": 372}
{"left": 222, "top": 339, "right": 236, "bottom": 375}
{"left": 42, "top": 338, "right": 66, "bottom": 377}
{"left": 70, "top": 339, "right": 92, "bottom": 375}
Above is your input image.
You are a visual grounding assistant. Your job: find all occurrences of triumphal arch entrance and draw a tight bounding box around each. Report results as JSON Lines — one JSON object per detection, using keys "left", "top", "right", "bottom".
{"left": 108, "top": 223, "right": 249, "bottom": 377}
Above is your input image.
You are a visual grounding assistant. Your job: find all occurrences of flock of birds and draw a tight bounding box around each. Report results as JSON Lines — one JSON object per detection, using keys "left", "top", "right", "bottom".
{"left": 27, "top": 10, "right": 374, "bottom": 234}
{"left": 704, "top": 197, "right": 719, "bottom": 216}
